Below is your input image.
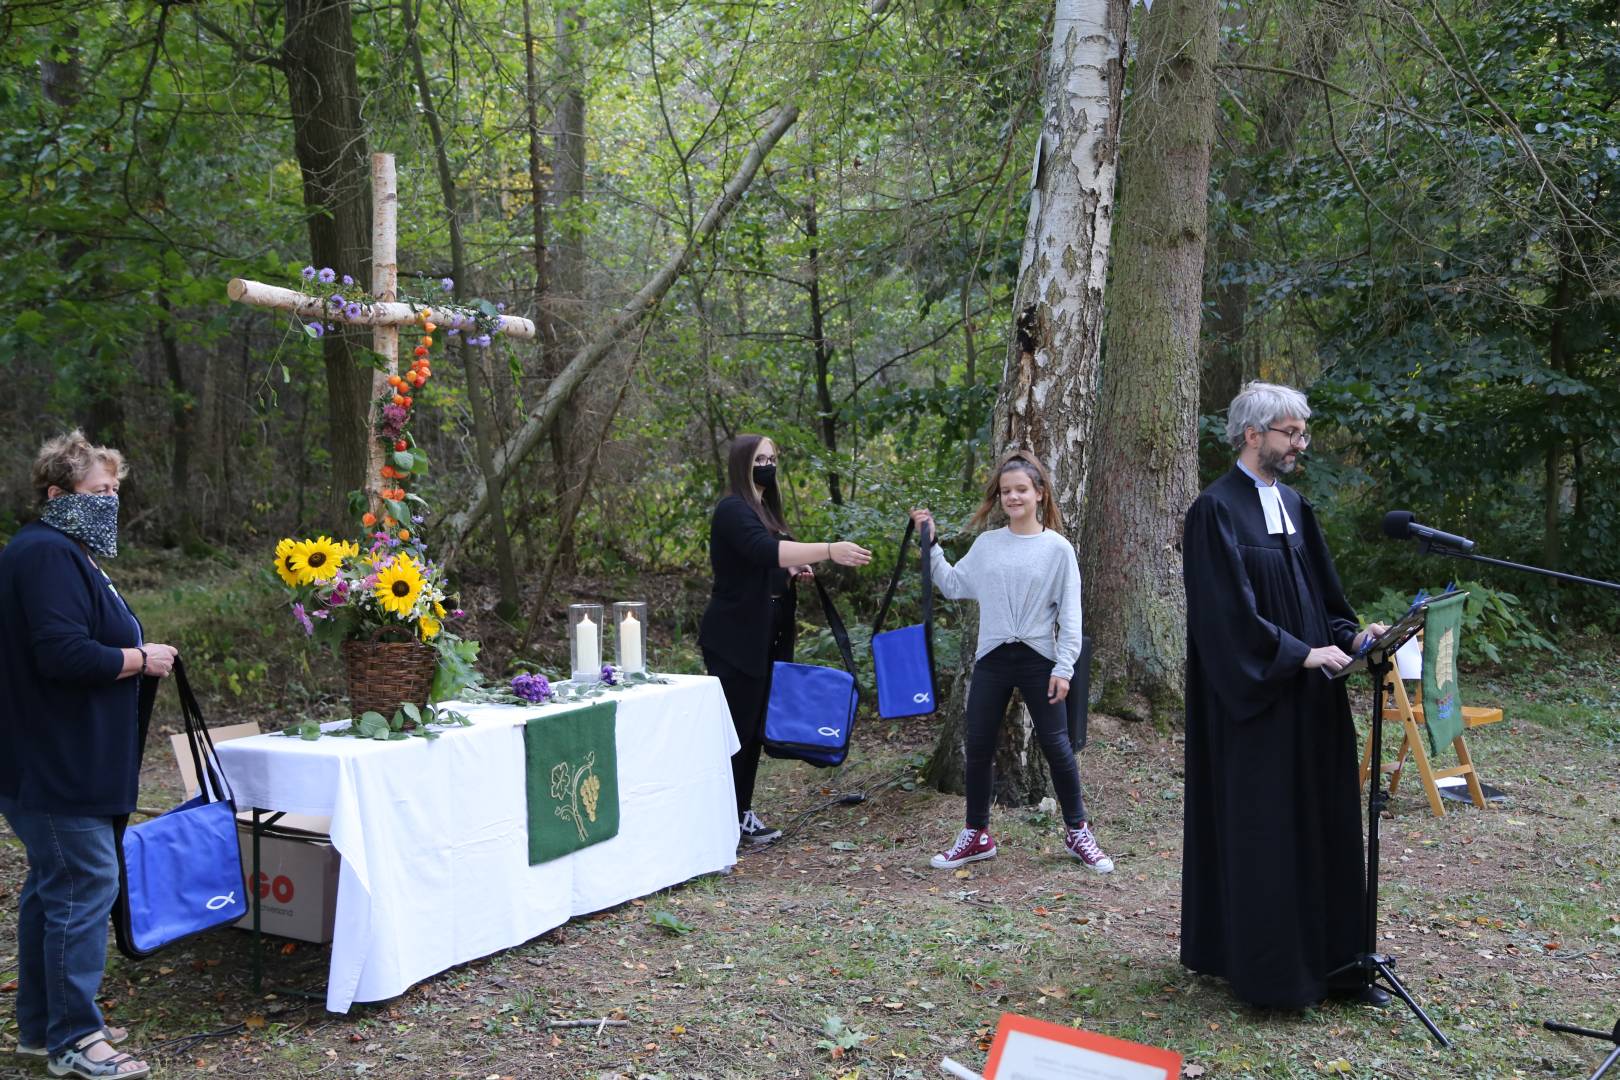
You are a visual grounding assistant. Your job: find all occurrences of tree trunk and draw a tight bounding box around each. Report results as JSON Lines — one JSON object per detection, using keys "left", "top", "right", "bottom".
{"left": 1544, "top": 246, "right": 1575, "bottom": 571}
{"left": 283, "top": 0, "right": 373, "bottom": 525}
{"left": 156, "top": 293, "right": 201, "bottom": 551}
{"left": 1084, "top": 0, "right": 1219, "bottom": 728}
{"left": 403, "top": 0, "right": 523, "bottom": 617}
{"left": 548, "top": 4, "right": 588, "bottom": 573}
{"left": 522, "top": 0, "right": 555, "bottom": 363}
{"left": 929, "top": 0, "right": 1130, "bottom": 802}
{"left": 805, "top": 170, "right": 843, "bottom": 505}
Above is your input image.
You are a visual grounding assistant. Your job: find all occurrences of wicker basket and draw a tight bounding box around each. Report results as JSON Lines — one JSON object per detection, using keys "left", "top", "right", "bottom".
{"left": 342, "top": 639, "right": 439, "bottom": 719}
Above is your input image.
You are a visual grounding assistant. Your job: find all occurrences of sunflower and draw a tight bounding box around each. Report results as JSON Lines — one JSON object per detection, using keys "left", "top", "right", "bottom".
{"left": 337, "top": 539, "right": 361, "bottom": 560}
{"left": 373, "top": 554, "right": 426, "bottom": 617}
{"left": 274, "top": 538, "right": 305, "bottom": 587}
{"left": 418, "top": 613, "right": 442, "bottom": 640}
{"left": 291, "top": 536, "right": 345, "bottom": 583}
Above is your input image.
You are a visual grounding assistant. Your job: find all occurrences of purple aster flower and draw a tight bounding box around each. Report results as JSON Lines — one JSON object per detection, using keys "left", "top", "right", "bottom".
{"left": 330, "top": 293, "right": 345, "bottom": 306}
{"left": 342, "top": 274, "right": 355, "bottom": 286}
{"left": 292, "top": 602, "right": 314, "bottom": 636}
{"left": 496, "top": 302, "right": 505, "bottom": 312}
{"left": 440, "top": 277, "right": 454, "bottom": 292}
{"left": 318, "top": 267, "right": 336, "bottom": 283}
{"left": 477, "top": 334, "right": 493, "bottom": 347}
{"left": 600, "top": 664, "right": 617, "bottom": 686}
{"left": 344, "top": 302, "right": 363, "bottom": 321}
{"left": 305, "top": 322, "right": 325, "bottom": 339}
{"left": 447, "top": 327, "right": 459, "bottom": 337}
{"left": 301, "top": 265, "right": 317, "bottom": 281}
{"left": 411, "top": 514, "right": 425, "bottom": 524}
{"left": 511, "top": 673, "right": 553, "bottom": 703}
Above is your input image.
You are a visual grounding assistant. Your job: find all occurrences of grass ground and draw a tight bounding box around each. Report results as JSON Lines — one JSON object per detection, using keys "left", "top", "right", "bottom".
{"left": 2, "top": 556, "right": 1617, "bottom": 1079}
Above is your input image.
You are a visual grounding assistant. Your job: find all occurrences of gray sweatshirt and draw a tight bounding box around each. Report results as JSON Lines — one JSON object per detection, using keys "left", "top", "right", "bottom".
{"left": 929, "top": 526, "right": 1084, "bottom": 679}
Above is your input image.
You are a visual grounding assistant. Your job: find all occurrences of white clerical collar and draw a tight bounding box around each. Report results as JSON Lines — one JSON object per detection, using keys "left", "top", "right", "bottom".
{"left": 1236, "top": 460, "right": 1295, "bottom": 536}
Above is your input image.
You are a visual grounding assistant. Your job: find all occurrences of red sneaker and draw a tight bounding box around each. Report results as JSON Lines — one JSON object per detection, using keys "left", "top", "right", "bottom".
{"left": 1063, "top": 822, "right": 1114, "bottom": 873}
{"left": 930, "top": 827, "right": 997, "bottom": 869}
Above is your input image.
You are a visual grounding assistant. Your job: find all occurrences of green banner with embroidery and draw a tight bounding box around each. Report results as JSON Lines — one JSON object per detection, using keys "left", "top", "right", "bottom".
{"left": 524, "top": 700, "right": 619, "bottom": 865}
{"left": 1422, "top": 593, "right": 1466, "bottom": 757}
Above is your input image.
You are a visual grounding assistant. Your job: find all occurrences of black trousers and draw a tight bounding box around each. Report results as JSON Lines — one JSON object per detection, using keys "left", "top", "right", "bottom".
{"left": 964, "top": 642, "right": 1088, "bottom": 829}
{"left": 703, "top": 595, "right": 795, "bottom": 816}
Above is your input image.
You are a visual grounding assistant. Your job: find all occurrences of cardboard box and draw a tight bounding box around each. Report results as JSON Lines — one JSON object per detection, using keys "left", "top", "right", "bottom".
{"left": 170, "top": 724, "right": 340, "bottom": 943}
{"left": 232, "top": 823, "right": 340, "bottom": 943}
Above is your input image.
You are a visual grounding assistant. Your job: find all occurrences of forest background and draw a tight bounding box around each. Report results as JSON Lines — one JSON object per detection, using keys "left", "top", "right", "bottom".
{"left": 4, "top": 0, "right": 1619, "bottom": 704}
{"left": 3, "top": 2, "right": 1620, "bottom": 1078}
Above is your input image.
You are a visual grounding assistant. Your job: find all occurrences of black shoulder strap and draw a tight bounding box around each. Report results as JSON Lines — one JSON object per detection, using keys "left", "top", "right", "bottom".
{"left": 872, "top": 519, "right": 934, "bottom": 638}
{"left": 810, "top": 574, "right": 858, "bottom": 679}
{"left": 173, "top": 660, "right": 234, "bottom": 806}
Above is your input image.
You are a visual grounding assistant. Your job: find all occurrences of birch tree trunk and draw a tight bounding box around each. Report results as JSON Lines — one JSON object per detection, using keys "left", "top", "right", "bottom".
{"left": 1083, "top": 0, "right": 1220, "bottom": 727}
{"left": 927, "top": 0, "right": 1129, "bottom": 803}
{"left": 548, "top": 4, "right": 588, "bottom": 573}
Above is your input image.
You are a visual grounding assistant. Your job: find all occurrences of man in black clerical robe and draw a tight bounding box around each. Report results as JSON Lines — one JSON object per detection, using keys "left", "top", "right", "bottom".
{"left": 1180, "top": 381, "right": 1386, "bottom": 1010}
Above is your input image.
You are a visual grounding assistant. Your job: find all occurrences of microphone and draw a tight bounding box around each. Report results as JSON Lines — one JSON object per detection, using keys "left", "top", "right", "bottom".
{"left": 1381, "top": 510, "right": 1476, "bottom": 552}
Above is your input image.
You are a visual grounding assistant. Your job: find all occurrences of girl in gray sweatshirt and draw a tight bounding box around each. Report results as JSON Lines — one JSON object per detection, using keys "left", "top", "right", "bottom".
{"left": 911, "top": 450, "right": 1112, "bottom": 874}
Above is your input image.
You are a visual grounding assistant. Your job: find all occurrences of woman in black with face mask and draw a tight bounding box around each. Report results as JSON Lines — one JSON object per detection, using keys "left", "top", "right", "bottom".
{"left": 0, "top": 431, "right": 179, "bottom": 1079}
{"left": 699, "top": 435, "right": 872, "bottom": 844}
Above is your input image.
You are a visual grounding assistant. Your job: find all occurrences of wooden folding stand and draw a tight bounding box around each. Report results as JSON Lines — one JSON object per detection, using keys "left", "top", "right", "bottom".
{"left": 1359, "top": 662, "right": 1504, "bottom": 818}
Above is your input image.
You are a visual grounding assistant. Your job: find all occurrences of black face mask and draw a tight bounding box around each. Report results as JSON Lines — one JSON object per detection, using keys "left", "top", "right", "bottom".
{"left": 752, "top": 464, "right": 777, "bottom": 488}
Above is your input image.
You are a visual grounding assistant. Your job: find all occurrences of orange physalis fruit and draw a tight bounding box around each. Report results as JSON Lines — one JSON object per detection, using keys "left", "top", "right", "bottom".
{"left": 397, "top": 530, "right": 411, "bottom": 541}
{"left": 423, "top": 322, "right": 436, "bottom": 334}
{"left": 419, "top": 308, "right": 432, "bottom": 321}
{"left": 395, "top": 440, "right": 408, "bottom": 452}
{"left": 420, "top": 336, "right": 432, "bottom": 347}
{"left": 401, "top": 396, "right": 413, "bottom": 407}
{"left": 383, "top": 515, "right": 396, "bottom": 527}
{"left": 414, "top": 346, "right": 428, "bottom": 358}
{"left": 392, "top": 394, "right": 406, "bottom": 407}
{"left": 381, "top": 466, "right": 395, "bottom": 479}
{"left": 362, "top": 512, "right": 377, "bottom": 526}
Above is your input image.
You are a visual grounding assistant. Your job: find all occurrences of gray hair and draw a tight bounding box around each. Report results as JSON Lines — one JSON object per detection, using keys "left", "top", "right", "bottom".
{"left": 1226, "top": 381, "right": 1311, "bottom": 449}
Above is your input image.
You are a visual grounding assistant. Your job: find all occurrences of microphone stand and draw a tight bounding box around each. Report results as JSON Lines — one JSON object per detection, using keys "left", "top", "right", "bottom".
{"left": 1403, "top": 539, "right": 1620, "bottom": 1074}
{"left": 1415, "top": 540, "right": 1620, "bottom": 593}
{"left": 1328, "top": 622, "right": 1451, "bottom": 1047}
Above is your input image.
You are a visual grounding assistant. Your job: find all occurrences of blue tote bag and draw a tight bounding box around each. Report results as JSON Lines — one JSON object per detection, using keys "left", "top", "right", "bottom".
{"left": 113, "top": 661, "right": 249, "bottom": 959}
{"left": 870, "top": 518, "right": 938, "bottom": 719}
{"left": 763, "top": 576, "right": 859, "bottom": 767}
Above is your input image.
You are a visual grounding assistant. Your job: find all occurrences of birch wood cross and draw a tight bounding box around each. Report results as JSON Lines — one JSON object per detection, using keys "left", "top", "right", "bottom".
{"left": 225, "top": 152, "right": 536, "bottom": 509}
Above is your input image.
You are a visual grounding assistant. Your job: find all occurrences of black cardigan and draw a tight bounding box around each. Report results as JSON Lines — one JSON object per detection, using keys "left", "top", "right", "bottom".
{"left": 0, "top": 522, "right": 146, "bottom": 816}
{"left": 698, "top": 495, "right": 797, "bottom": 677}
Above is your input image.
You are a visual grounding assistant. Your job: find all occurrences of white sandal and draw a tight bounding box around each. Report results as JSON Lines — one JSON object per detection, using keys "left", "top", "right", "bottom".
{"left": 47, "top": 1032, "right": 149, "bottom": 1079}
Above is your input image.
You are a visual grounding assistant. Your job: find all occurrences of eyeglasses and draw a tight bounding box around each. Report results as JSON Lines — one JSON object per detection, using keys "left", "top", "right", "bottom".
{"left": 1267, "top": 427, "right": 1311, "bottom": 448}
{"left": 753, "top": 454, "right": 778, "bottom": 466}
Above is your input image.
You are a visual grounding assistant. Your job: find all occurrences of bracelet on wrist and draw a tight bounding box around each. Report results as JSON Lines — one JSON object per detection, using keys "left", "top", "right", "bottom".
{"left": 136, "top": 647, "right": 148, "bottom": 676}
{"left": 827, "top": 542, "right": 833, "bottom": 561}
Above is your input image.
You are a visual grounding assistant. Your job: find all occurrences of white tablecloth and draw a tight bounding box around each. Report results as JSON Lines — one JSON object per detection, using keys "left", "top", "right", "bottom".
{"left": 215, "top": 674, "right": 740, "bottom": 1012}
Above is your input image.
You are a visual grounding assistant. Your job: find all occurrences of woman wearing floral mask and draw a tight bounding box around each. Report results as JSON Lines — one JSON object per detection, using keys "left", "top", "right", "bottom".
{"left": 0, "top": 430, "right": 178, "bottom": 1079}
{"left": 698, "top": 434, "right": 872, "bottom": 845}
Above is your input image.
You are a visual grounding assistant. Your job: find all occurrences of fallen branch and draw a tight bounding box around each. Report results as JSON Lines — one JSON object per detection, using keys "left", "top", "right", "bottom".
{"left": 546, "top": 1018, "right": 628, "bottom": 1029}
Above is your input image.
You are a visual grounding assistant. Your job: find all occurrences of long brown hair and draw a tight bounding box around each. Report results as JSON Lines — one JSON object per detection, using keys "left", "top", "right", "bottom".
{"left": 725, "top": 434, "right": 791, "bottom": 535}
{"left": 967, "top": 448, "right": 1064, "bottom": 535}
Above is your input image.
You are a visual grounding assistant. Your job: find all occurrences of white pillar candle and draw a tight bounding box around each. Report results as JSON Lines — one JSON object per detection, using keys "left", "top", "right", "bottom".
{"left": 620, "top": 611, "right": 643, "bottom": 672}
{"left": 575, "top": 613, "right": 599, "bottom": 675}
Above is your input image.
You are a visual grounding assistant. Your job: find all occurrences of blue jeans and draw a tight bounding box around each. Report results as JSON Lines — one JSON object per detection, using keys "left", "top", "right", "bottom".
{"left": 2, "top": 808, "right": 120, "bottom": 1055}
